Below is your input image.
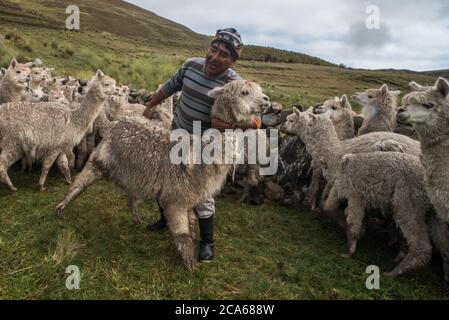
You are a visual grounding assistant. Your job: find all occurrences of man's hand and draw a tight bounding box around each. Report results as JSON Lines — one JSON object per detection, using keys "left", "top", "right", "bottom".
{"left": 143, "top": 88, "right": 170, "bottom": 119}
{"left": 211, "top": 116, "right": 261, "bottom": 132}
{"left": 211, "top": 118, "right": 233, "bottom": 132}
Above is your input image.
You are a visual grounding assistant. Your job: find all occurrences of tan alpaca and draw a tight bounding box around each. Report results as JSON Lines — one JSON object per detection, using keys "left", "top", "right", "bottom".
{"left": 0, "top": 68, "right": 6, "bottom": 82}
{"left": 314, "top": 95, "right": 355, "bottom": 140}
{"left": 55, "top": 80, "right": 271, "bottom": 269}
{"left": 29, "top": 67, "right": 49, "bottom": 90}
{"left": 41, "top": 77, "right": 62, "bottom": 95}
{"left": 281, "top": 107, "right": 421, "bottom": 211}
{"left": 0, "top": 58, "right": 31, "bottom": 104}
{"left": 308, "top": 95, "right": 355, "bottom": 209}
{"left": 352, "top": 84, "right": 401, "bottom": 135}
{"left": 307, "top": 114, "right": 449, "bottom": 286}
{"left": 398, "top": 77, "right": 449, "bottom": 223}
{"left": 0, "top": 70, "right": 116, "bottom": 191}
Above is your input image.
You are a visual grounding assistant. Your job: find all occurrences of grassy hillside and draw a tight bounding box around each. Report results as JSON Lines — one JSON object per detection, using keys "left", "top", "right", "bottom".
{"left": 0, "top": 0, "right": 334, "bottom": 66}
{"left": 0, "top": 0, "right": 448, "bottom": 300}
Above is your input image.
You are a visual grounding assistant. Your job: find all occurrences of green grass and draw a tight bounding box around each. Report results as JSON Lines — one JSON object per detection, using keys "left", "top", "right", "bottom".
{"left": 0, "top": 167, "right": 447, "bottom": 299}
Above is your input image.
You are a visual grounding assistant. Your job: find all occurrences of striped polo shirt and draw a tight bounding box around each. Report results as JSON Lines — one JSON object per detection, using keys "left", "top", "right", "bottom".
{"left": 161, "top": 57, "right": 241, "bottom": 133}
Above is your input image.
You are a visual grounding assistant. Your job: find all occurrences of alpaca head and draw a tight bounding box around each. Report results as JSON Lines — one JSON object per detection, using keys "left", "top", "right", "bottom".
{"left": 30, "top": 67, "right": 48, "bottom": 85}
{"left": 49, "top": 90, "right": 70, "bottom": 105}
{"left": 109, "top": 85, "right": 128, "bottom": 100}
{"left": 314, "top": 95, "right": 353, "bottom": 122}
{"left": 88, "top": 70, "right": 117, "bottom": 100}
{"left": 5, "top": 58, "right": 31, "bottom": 89}
{"left": 306, "top": 112, "right": 335, "bottom": 141}
{"left": 352, "top": 84, "right": 401, "bottom": 117}
{"left": 208, "top": 80, "right": 271, "bottom": 116}
{"left": 27, "top": 87, "right": 45, "bottom": 103}
{"left": 397, "top": 77, "right": 449, "bottom": 134}
{"left": 280, "top": 107, "right": 312, "bottom": 138}
{"left": 42, "top": 67, "right": 54, "bottom": 79}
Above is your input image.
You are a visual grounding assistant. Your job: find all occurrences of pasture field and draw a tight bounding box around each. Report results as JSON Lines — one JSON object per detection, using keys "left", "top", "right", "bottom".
{"left": 0, "top": 168, "right": 446, "bottom": 299}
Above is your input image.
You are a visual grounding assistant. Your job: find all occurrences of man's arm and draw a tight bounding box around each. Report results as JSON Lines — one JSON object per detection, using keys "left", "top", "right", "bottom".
{"left": 211, "top": 116, "right": 261, "bottom": 132}
{"left": 143, "top": 89, "right": 169, "bottom": 119}
{"left": 144, "top": 60, "right": 189, "bottom": 119}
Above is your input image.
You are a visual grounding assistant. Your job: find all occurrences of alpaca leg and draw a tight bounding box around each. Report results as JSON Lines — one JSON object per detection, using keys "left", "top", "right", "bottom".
{"left": 0, "top": 146, "right": 23, "bottom": 192}
{"left": 385, "top": 203, "right": 432, "bottom": 277}
{"left": 21, "top": 156, "right": 33, "bottom": 173}
{"left": 66, "top": 150, "right": 76, "bottom": 171}
{"left": 127, "top": 195, "right": 142, "bottom": 225}
{"left": 55, "top": 157, "right": 103, "bottom": 215}
{"left": 39, "top": 152, "right": 60, "bottom": 191}
{"left": 164, "top": 206, "right": 195, "bottom": 269}
{"left": 307, "top": 166, "right": 325, "bottom": 212}
{"left": 427, "top": 214, "right": 449, "bottom": 289}
{"left": 86, "top": 132, "right": 96, "bottom": 153}
{"left": 76, "top": 137, "right": 88, "bottom": 171}
{"left": 56, "top": 153, "right": 72, "bottom": 185}
{"left": 322, "top": 185, "right": 347, "bottom": 229}
{"left": 188, "top": 208, "right": 199, "bottom": 240}
{"left": 342, "top": 197, "right": 365, "bottom": 258}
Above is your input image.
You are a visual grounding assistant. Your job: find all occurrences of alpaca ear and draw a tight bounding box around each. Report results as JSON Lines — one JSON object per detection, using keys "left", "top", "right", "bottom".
{"left": 9, "top": 58, "right": 17, "bottom": 69}
{"left": 380, "top": 84, "right": 389, "bottom": 96}
{"left": 436, "top": 77, "right": 449, "bottom": 98}
{"left": 292, "top": 104, "right": 304, "bottom": 112}
{"left": 409, "top": 81, "right": 424, "bottom": 91}
{"left": 208, "top": 86, "right": 225, "bottom": 98}
{"left": 96, "top": 70, "right": 105, "bottom": 80}
{"left": 293, "top": 107, "right": 301, "bottom": 117}
{"left": 391, "top": 90, "right": 401, "bottom": 97}
{"left": 1, "top": 68, "right": 6, "bottom": 75}
{"left": 307, "top": 112, "right": 318, "bottom": 121}
{"left": 340, "top": 94, "right": 350, "bottom": 108}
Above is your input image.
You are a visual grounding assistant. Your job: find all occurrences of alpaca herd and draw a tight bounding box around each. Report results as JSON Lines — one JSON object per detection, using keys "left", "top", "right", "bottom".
{"left": 1, "top": 57, "right": 449, "bottom": 292}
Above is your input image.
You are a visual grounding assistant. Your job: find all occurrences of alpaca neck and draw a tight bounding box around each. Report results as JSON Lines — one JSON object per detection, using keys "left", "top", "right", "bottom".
{"left": 29, "top": 80, "right": 41, "bottom": 91}
{"left": 70, "top": 83, "right": 106, "bottom": 143}
{"left": 94, "top": 110, "right": 111, "bottom": 137}
{"left": 0, "top": 76, "right": 23, "bottom": 103}
{"left": 360, "top": 97, "right": 397, "bottom": 134}
{"left": 333, "top": 113, "right": 355, "bottom": 140}
{"left": 311, "top": 123, "right": 344, "bottom": 178}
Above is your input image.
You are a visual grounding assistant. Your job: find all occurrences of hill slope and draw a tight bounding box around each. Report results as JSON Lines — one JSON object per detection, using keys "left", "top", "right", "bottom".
{"left": 0, "top": 0, "right": 441, "bottom": 108}
{"left": 0, "top": 0, "right": 333, "bottom": 66}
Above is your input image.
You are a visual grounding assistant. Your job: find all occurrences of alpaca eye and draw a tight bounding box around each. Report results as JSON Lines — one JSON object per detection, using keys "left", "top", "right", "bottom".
{"left": 368, "top": 95, "right": 373, "bottom": 99}
{"left": 332, "top": 106, "right": 337, "bottom": 110}
{"left": 423, "top": 103, "right": 435, "bottom": 109}
{"left": 16, "top": 71, "right": 21, "bottom": 74}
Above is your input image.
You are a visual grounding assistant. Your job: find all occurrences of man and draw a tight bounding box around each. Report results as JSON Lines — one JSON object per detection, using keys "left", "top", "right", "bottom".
{"left": 143, "top": 28, "right": 260, "bottom": 263}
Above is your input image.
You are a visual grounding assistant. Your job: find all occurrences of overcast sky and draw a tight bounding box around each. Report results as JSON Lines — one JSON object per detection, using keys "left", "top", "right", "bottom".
{"left": 127, "top": 0, "right": 449, "bottom": 71}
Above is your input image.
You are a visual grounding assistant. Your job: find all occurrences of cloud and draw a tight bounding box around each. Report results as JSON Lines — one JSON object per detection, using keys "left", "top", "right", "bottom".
{"left": 126, "top": 0, "right": 449, "bottom": 71}
{"left": 345, "top": 21, "right": 392, "bottom": 49}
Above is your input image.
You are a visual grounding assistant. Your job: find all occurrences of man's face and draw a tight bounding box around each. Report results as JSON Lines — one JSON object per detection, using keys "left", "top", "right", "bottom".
{"left": 204, "top": 42, "right": 236, "bottom": 77}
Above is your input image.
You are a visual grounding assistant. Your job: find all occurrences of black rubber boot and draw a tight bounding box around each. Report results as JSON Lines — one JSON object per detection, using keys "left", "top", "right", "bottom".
{"left": 198, "top": 216, "right": 214, "bottom": 262}
{"left": 146, "top": 205, "right": 168, "bottom": 233}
